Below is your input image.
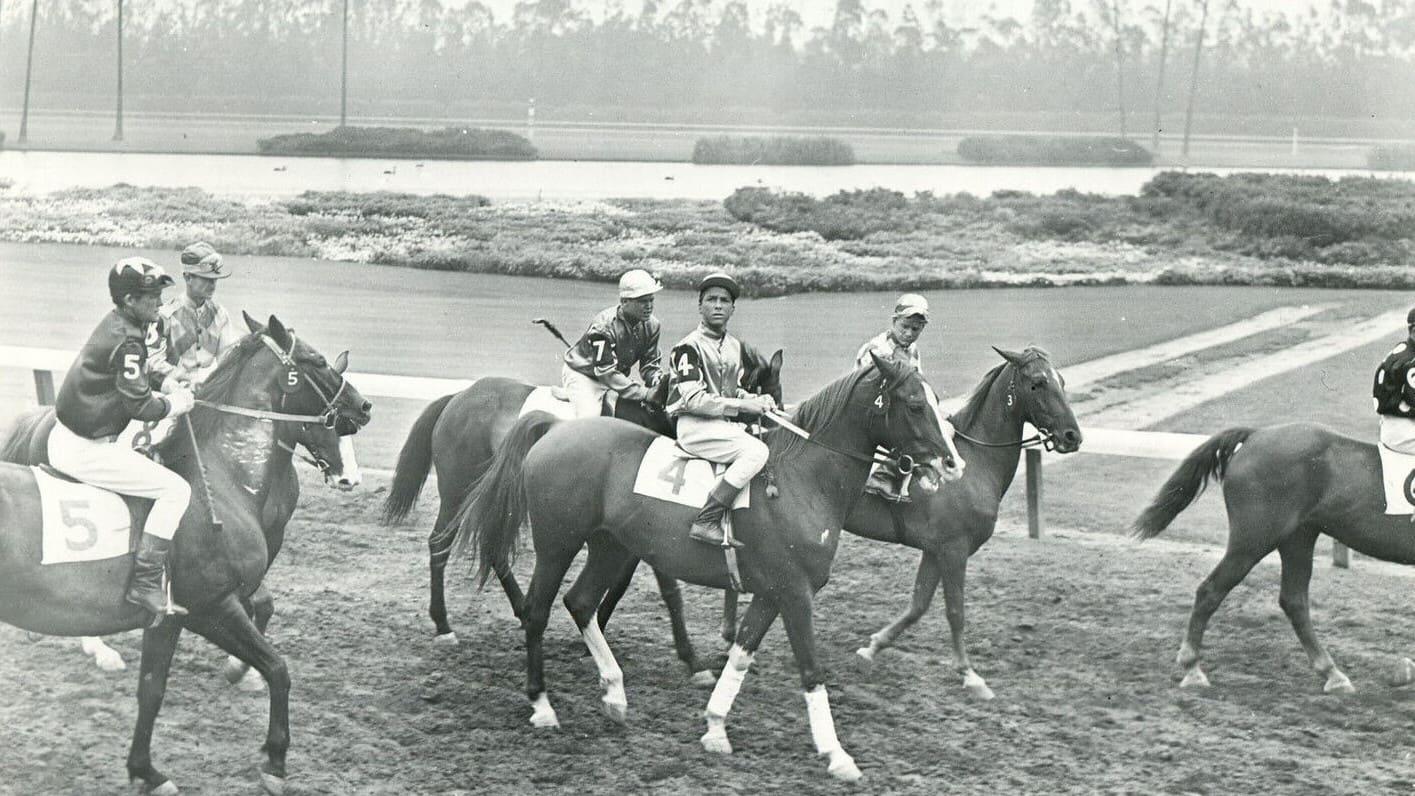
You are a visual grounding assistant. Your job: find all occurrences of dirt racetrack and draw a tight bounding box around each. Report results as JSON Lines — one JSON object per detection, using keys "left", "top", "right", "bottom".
{"left": 4, "top": 467, "right": 1415, "bottom": 795}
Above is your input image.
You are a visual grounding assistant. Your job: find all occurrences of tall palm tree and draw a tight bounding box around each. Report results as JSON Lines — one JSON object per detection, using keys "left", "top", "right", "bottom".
{"left": 1181, "top": 0, "right": 1210, "bottom": 158}
{"left": 17, "top": 0, "right": 38, "bottom": 144}
{"left": 113, "top": 0, "right": 124, "bottom": 142}
{"left": 339, "top": 0, "right": 349, "bottom": 127}
{"left": 1152, "top": 0, "right": 1173, "bottom": 150}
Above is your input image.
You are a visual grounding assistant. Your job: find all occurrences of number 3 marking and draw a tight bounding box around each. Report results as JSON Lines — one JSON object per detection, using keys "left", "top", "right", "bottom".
{"left": 122, "top": 353, "right": 141, "bottom": 381}
{"left": 60, "top": 499, "right": 99, "bottom": 552}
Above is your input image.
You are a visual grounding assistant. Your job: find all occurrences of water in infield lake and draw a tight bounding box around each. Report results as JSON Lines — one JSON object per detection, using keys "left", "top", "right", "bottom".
{"left": 1, "top": 150, "right": 1409, "bottom": 200}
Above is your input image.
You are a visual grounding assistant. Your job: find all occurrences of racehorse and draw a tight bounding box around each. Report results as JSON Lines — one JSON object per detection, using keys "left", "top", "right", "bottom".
{"left": 380, "top": 342, "right": 781, "bottom": 683}
{"left": 2, "top": 396, "right": 361, "bottom": 678}
{"left": 716, "top": 347, "right": 1083, "bottom": 699}
{"left": 446, "top": 352, "right": 947, "bottom": 782}
{"left": 1133, "top": 423, "right": 1415, "bottom": 693}
{"left": 0, "top": 314, "right": 371, "bottom": 795}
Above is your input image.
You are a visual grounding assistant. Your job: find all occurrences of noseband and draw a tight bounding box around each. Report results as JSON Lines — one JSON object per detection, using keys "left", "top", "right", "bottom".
{"left": 195, "top": 333, "right": 351, "bottom": 430}
{"left": 949, "top": 364, "right": 1059, "bottom": 451}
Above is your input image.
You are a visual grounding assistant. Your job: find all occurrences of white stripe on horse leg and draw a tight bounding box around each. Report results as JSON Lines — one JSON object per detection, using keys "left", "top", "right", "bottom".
{"left": 804, "top": 686, "right": 862, "bottom": 782}
{"left": 701, "top": 644, "right": 753, "bottom": 755}
{"left": 80, "top": 636, "right": 126, "bottom": 672}
{"left": 529, "top": 692, "right": 560, "bottom": 728}
{"left": 580, "top": 615, "right": 627, "bottom": 723}
{"left": 337, "top": 436, "right": 362, "bottom": 488}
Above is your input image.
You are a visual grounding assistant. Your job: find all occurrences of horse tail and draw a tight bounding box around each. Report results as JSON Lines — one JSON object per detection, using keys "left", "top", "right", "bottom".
{"left": 1132, "top": 427, "right": 1253, "bottom": 540}
{"left": 441, "top": 411, "right": 559, "bottom": 589}
{"left": 0, "top": 407, "right": 49, "bottom": 464}
{"left": 381, "top": 393, "right": 455, "bottom": 525}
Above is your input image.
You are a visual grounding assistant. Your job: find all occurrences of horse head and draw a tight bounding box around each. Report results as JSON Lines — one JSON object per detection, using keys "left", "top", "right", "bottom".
{"left": 991, "top": 346, "right": 1082, "bottom": 454}
{"left": 742, "top": 345, "right": 784, "bottom": 408}
{"left": 868, "top": 351, "right": 949, "bottom": 495}
{"left": 236, "top": 311, "right": 374, "bottom": 438}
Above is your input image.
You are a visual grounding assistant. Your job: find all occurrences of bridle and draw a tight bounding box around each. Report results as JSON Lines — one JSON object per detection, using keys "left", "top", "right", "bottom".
{"left": 764, "top": 374, "right": 926, "bottom": 476}
{"left": 949, "top": 363, "right": 1059, "bottom": 452}
{"left": 195, "top": 332, "right": 351, "bottom": 431}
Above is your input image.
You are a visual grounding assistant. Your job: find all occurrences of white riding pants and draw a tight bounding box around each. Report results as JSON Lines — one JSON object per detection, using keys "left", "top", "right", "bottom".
{"left": 561, "top": 365, "right": 608, "bottom": 419}
{"left": 1380, "top": 415, "right": 1415, "bottom": 455}
{"left": 676, "top": 416, "right": 769, "bottom": 489}
{"left": 47, "top": 420, "right": 190, "bottom": 541}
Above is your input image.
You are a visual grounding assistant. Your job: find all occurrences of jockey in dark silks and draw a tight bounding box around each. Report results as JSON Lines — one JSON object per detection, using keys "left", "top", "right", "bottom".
{"left": 1374, "top": 307, "right": 1415, "bottom": 454}
{"left": 560, "top": 269, "right": 665, "bottom": 418}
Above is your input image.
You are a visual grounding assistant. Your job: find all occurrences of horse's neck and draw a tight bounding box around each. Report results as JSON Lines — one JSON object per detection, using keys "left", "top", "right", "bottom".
{"left": 193, "top": 385, "right": 285, "bottom": 505}
{"left": 956, "top": 369, "right": 1026, "bottom": 494}
{"left": 777, "top": 407, "right": 875, "bottom": 520}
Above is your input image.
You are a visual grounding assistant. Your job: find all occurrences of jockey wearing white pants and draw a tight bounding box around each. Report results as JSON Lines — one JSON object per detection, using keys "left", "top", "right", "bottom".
{"left": 50, "top": 257, "right": 196, "bottom": 627}
{"left": 1374, "top": 308, "right": 1415, "bottom": 455}
{"left": 667, "top": 272, "right": 776, "bottom": 548}
{"left": 560, "top": 269, "right": 665, "bottom": 418}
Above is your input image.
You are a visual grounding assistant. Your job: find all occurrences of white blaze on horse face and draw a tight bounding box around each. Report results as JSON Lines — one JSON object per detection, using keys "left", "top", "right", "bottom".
{"left": 335, "top": 436, "right": 361, "bottom": 488}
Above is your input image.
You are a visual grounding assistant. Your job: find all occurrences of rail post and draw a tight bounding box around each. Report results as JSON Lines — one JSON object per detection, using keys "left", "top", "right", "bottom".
{"left": 1332, "top": 541, "right": 1350, "bottom": 569}
{"left": 1026, "top": 448, "right": 1042, "bottom": 539}
{"left": 33, "top": 368, "right": 54, "bottom": 405}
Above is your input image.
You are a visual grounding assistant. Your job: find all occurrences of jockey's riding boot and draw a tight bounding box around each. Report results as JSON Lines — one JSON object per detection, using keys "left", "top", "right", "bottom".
{"left": 126, "top": 533, "right": 188, "bottom": 628}
{"left": 863, "top": 464, "right": 910, "bottom": 503}
{"left": 689, "top": 481, "right": 744, "bottom": 548}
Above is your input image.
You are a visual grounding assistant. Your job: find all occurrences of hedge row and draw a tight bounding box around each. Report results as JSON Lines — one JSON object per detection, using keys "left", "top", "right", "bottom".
{"left": 257, "top": 126, "right": 537, "bottom": 160}
{"left": 956, "top": 135, "right": 1154, "bottom": 166}
{"left": 692, "top": 135, "right": 856, "bottom": 166}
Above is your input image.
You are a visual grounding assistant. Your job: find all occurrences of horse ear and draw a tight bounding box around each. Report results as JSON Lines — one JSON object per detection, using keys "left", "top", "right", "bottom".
{"left": 869, "top": 350, "right": 900, "bottom": 383}
{"left": 769, "top": 348, "right": 783, "bottom": 375}
{"left": 267, "top": 315, "right": 290, "bottom": 344}
{"left": 243, "top": 310, "right": 263, "bottom": 333}
{"left": 334, "top": 350, "right": 349, "bottom": 375}
{"left": 992, "top": 346, "right": 1025, "bottom": 365}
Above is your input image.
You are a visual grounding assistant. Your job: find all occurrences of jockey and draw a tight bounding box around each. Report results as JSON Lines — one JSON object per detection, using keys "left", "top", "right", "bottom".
{"left": 561, "top": 269, "right": 665, "bottom": 419}
{"left": 1373, "top": 307, "right": 1415, "bottom": 454}
{"left": 49, "top": 257, "right": 197, "bottom": 626}
{"left": 667, "top": 272, "right": 777, "bottom": 547}
{"left": 154, "top": 241, "right": 241, "bottom": 391}
{"left": 855, "top": 293, "right": 955, "bottom": 501}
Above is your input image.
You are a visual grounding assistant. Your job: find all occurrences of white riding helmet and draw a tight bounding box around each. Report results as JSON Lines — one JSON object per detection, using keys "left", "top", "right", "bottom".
{"left": 618, "top": 269, "right": 663, "bottom": 300}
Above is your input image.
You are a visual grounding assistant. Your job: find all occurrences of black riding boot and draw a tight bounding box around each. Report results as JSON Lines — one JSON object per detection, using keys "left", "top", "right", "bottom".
{"left": 689, "top": 481, "right": 744, "bottom": 548}
{"left": 126, "top": 533, "right": 188, "bottom": 628}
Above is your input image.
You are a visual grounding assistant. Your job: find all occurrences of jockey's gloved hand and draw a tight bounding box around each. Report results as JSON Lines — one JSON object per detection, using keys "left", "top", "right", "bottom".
{"left": 619, "top": 382, "right": 651, "bottom": 403}
{"left": 165, "top": 388, "right": 196, "bottom": 418}
{"left": 751, "top": 394, "right": 778, "bottom": 414}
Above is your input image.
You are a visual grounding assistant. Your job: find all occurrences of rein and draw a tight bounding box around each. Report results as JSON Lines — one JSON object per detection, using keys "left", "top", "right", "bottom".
{"left": 764, "top": 408, "right": 917, "bottom": 475}
{"left": 948, "top": 365, "right": 1058, "bottom": 452}
{"left": 275, "top": 439, "right": 331, "bottom": 474}
{"left": 193, "top": 333, "right": 347, "bottom": 429}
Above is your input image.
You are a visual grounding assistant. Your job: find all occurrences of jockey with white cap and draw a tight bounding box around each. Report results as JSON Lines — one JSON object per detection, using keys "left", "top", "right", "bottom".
{"left": 152, "top": 241, "right": 242, "bottom": 392}
{"left": 560, "top": 269, "right": 666, "bottom": 418}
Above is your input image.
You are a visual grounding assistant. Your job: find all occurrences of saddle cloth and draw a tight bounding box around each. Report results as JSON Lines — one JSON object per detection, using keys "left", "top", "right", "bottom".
{"left": 517, "top": 385, "right": 618, "bottom": 421}
{"left": 1378, "top": 445, "right": 1415, "bottom": 515}
{"left": 32, "top": 466, "right": 137, "bottom": 565}
{"left": 632, "top": 437, "right": 750, "bottom": 510}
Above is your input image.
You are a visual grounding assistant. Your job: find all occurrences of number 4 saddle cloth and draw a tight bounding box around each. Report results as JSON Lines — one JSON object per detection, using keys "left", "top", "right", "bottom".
{"left": 1378, "top": 444, "right": 1415, "bottom": 516}
{"left": 632, "top": 437, "right": 751, "bottom": 510}
{"left": 30, "top": 466, "right": 145, "bottom": 565}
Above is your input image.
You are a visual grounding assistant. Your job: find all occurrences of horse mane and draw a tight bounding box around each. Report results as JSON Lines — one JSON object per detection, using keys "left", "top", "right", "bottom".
{"left": 767, "top": 366, "right": 873, "bottom": 464}
{"left": 948, "top": 346, "right": 1053, "bottom": 432}
{"left": 185, "top": 333, "right": 267, "bottom": 441}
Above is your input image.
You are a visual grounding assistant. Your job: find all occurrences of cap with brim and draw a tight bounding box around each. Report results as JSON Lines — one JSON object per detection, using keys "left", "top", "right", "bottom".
{"left": 698, "top": 271, "right": 740, "bottom": 301}
{"left": 180, "top": 242, "right": 230, "bottom": 279}
{"left": 1407, "top": 306, "right": 1415, "bottom": 326}
{"left": 893, "top": 293, "right": 930, "bottom": 320}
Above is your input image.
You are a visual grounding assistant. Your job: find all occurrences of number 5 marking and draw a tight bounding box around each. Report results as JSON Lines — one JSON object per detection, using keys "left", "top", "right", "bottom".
{"left": 60, "top": 499, "right": 99, "bottom": 552}
{"left": 122, "top": 353, "right": 141, "bottom": 381}
{"left": 658, "top": 458, "right": 688, "bottom": 495}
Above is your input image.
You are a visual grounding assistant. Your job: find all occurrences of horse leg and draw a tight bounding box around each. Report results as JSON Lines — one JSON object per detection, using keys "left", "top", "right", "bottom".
{"left": 1278, "top": 529, "right": 1353, "bottom": 694}
{"left": 225, "top": 586, "right": 275, "bottom": 692}
{"left": 595, "top": 555, "right": 634, "bottom": 632}
{"left": 523, "top": 547, "right": 579, "bottom": 730}
{"left": 778, "top": 588, "right": 862, "bottom": 782}
{"left": 183, "top": 593, "right": 291, "bottom": 795}
{"left": 126, "top": 621, "right": 183, "bottom": 795}
{"left": 652, "top": 568, "right": 715, "bottom": 686}
{"left": 428, "top": 501, "right": 459, "bottom": 644}
{"left": 81, "top": 635, "right": 127, "bottom": 672}
{"left": 936, "top": 543, "right": 993, "bottom": 700}
{"left": 856, "top": 550, "right": 942, "bottom": 670}
{"left": 1178, "top": 544, "right": 1270, "bottom": 688}
{"left": 564, "top": 538, "right": 636, "bottom": 724}
{"left": 721, "top": 591, "right": 739, "bottom": 646}
{"left": 702, "top": 595, "right": 778, "bottom": 756}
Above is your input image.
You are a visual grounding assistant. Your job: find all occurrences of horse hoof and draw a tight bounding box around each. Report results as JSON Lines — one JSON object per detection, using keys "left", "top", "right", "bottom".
{"left": 854, "top": 648, "right": 875, "bottom": 672}
{"left": 964, "top": 680, "right": 995, "bottom": 701}
{"left": 529, "top": 707, "right": 560, "bottom": 729}
{"left": 223, "top": 658, "right": 247, "bottom": 685}
{"left": 94, "top": 648, "right": 127, "bottom": 672}
{"left": 433, "top": 632, "right": 460, "bottom": 647}
{"left": 827, "top": 753, "right": 863, "bottom": 782}
{"left": 690, "top": 670, "right": 717, "bottom": 688}
{"left": 259, "top": 771, "right": 285, "bottom": 796}
{"left": 1179, "top": 669, "right": 1210, "bottom": 688}
{"left": 1324, "top": 674, "right": 1355, "bottom": 695}
{"left": 601, "top": 699, "right": 628, "bottom": 725}
{"left": 236, "top": 668, "right": 267, "bottom": 693}
{"left": 700, "top": 732, "right": 733, "bottom": 755}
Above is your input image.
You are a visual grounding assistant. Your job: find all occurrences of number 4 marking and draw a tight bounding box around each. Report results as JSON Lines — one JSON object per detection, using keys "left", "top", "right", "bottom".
{"left": 658, "top": 458, "right": 688, "bottom": 495}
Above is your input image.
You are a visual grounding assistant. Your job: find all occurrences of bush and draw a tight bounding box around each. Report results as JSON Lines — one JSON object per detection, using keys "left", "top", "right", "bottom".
{"left": 692, "top": 136, "right": 855, "bottom": 166}
{"left": 724, "top": 187, "right": 911, "bottom": 239}
{"left": 257, "top": 126, "right": 537, "bottom": 160}
{"left": 957, "top": 135, "right": 1153, "bottom": 166}
{"left": 1368, "top": 145, "right": 1415, "bottom": 171}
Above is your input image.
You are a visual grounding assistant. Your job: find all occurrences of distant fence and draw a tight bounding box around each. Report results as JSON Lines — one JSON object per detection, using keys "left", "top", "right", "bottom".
{"left": 0, "top": 345, "right": 1353, "bottom": 568}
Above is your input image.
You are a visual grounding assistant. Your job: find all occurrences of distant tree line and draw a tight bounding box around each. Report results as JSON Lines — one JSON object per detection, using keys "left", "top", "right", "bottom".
{"left": 1, "top": 0, "right": 1412, "bottom": 125}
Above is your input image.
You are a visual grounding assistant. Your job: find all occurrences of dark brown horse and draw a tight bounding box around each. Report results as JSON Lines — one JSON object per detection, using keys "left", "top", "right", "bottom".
{"left": 0, "top": 315, "right": 371, "bottom": 795}
{"left": 2, "top": 394, "right": 360, "bottom": 678}
{"left": 1133, "top": 423, "right": 1415, "bottom": 693}
{"left": 447, "top": 353, "right": 946, "bottom": 782}
{"left": 380, "top": 343, "right": 781, "bottom": 683}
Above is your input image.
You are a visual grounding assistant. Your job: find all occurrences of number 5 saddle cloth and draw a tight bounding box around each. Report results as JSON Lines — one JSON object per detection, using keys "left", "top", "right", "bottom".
{"left": 29, "top": 466, "right": 146, "bottom": 565}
